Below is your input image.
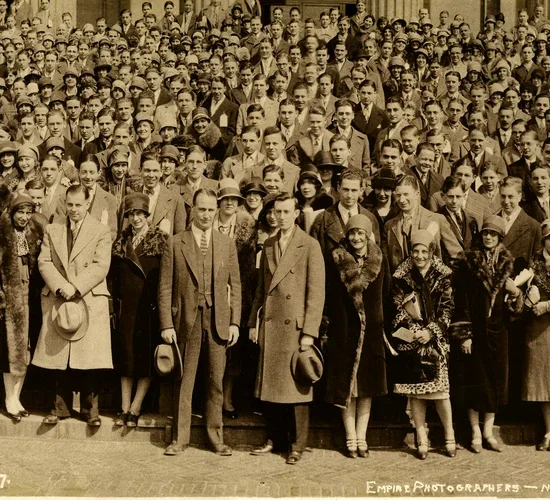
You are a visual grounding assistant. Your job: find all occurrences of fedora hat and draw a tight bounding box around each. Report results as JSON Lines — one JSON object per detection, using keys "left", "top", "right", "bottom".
{"left": 154, "top": 342, "right": 183, "bottom": 381}
{"left": 51, "top": 297, "right": 89, "bottom": 341}
{"left": 314, "top": 150, "right": 342, "bottom": 171}
{"left": 291, "top": 344, "right": 324, "bottom": 386}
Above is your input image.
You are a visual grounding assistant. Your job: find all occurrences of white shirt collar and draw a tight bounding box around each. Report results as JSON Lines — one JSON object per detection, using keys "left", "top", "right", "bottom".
{"left": 191, "top": 222, "right": 212, "bottom": 246}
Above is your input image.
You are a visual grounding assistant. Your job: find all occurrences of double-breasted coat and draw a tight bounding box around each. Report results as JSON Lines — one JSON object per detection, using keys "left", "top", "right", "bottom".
{"left": 111, "top": 226, "right": 168, "bottom": 378}
{"left": 249, "top": 227, "right": 325, "bottom": 404}
{"left": 32, "top": 214, "right": 113, "bottom": 370}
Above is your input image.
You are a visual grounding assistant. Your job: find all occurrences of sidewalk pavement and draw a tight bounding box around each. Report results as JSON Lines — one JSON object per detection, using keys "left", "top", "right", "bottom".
{"left": 1, "top": 437, "right": 550, "bottom": 497}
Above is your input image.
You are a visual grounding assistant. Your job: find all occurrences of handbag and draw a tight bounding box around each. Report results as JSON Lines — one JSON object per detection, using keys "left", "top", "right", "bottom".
{"left": 396, "top": 339, "right": 440, "bottom": 384}
{"left": 417, "top": 342, "right": 440, "bottom": 383}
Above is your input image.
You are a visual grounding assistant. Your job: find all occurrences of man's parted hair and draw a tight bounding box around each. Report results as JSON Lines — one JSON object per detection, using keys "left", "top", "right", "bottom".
{"left": 193, "top": 188, "right": 217, "bottom": 205}
{"left": 273, "top": 191, "right": 298, "bottom": 210}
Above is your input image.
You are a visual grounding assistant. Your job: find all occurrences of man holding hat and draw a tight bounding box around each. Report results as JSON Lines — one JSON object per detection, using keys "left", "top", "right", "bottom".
{"left": 249, "top": 192, "right": 325, "bottom": 464}
{"left": 33, "top": 185, "right": 113, "bottom": 427}
{"left": 158, "top": 186, "right": 241, "bottom": 456}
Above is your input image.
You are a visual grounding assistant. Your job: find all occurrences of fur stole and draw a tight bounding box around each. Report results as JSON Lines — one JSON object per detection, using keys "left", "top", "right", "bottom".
{"left": 530, "top": 249, "right": 550, "bottom": 295}
{"left": 112, "top": 225, "right": 169, "bottom": 259}
{"left": 332, "top": 239, "right": 383, "bottom": 406}
{"left": 188, "top": 122, "right": 222, "bottom": 150}
{"left": 234, "top": 211, "right": 256, "bottom": 253}
{"left": 0, "top": 215, "right": 42, "bottom": 375}
{"left": 465, "top": 243, "right": 514, "bottom": 308}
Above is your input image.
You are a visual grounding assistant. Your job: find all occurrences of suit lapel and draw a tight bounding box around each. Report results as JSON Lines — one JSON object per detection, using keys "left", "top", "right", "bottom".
{"left": 504, "top": 210, "right": 529, "bottom": 247}
{"left": 268, "top": 229, "right": 304, "bottom": 294}
{"left": 181, "top": 230, "right": 200, "bottom": 283}
{"left": 51, "top": 222, "right": 70, "bottom": 274}
{"left": 325, "top": 208, "right": 345, "bottom": 245}
{"left": 153, "top": 186, "right": 169, "bottom": 226}
{"left": 69, "top": 215, "right": 95, "bottom": 262}
{"left": 212, "top": 230, "right": 224, "bottom": 279}
{"left": 390, "top": 217, "right": 405, "bottom": 255}
{"left": 265, "top": 240, "right": 276, "bottom": 276}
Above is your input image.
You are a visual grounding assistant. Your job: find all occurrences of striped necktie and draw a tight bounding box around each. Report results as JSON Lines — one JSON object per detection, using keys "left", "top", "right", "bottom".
{"left": 200, "top": 230, "right": 208, "bottom": 256}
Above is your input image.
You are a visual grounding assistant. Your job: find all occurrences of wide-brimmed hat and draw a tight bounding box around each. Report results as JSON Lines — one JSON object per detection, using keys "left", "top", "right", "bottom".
{"left": 51, "top": 297, "right": 89, "bottom": 341}
{"left": 481, "top": 215, "right": 505, "bottom": 238}
{"left": 124, "top": 192, "right": 150, "bottom": 217}
{"left": 154, "top": 342, "right": 183, "bottom": 381}
{"left": 218, "top": 178, "right": 244, "bottom": 203}
{"left": 242, "top": 177, "right": 268, "bottom": 197}
{"left": 291, "top": 345, "right": 324, "bottom": 386}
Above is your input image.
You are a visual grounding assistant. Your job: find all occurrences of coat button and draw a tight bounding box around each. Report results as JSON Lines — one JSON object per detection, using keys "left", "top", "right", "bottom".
{"left": 84, "top": 262, "right": 89, "bottom": 267}
{"left": 285, "top": 319, "right": 290, "bottom": 324}
{"left": 286, "top": 294, "right": 291, "bottom": 299}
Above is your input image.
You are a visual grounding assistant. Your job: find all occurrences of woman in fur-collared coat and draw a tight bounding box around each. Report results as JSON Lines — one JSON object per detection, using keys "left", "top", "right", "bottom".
{"left": 452, "top": 216, "right": 523, "bottom": 454}
{"left": 213, "top": 179, "right": 257, "bottom": 418}
{"left": 0, "top": 193, "right": 45, "bottom": 420}
{"left": 325, "top": 214, "right": 388, "bottom": 458}
{"left": 111, "top": 193, "right": 168, "bottom": 427}
{"left": 187, "top": 107, "right": 226, "bottom": 164}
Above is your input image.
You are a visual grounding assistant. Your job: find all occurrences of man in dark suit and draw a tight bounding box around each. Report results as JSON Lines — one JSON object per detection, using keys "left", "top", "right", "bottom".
{"left": 500, "top": 176, "right": 542, "bottom": 266}
{"left": 352, "top": 79, "right": 389, "bottom": 155}
{"left": 326, "top": 16, "right": 360, "bottom": 60}
{"left": 159, "top": 188, "right": 241, "bottom": 456}
{"left": 410, "top": 143, "right": 444, "bottom": 207}
{"left": 121, "top": 157, "right": 187, "bottom": 236}
{"left": 437, "top": 176, "right": 478, "bottom": 254}
{"left": 248, "top": 192, "right": 324, "bottom": 465}
{"left": 200, "top": 77, "right": 239, "bottom": 147}
{"left": 81, "top": 108, "right": 116, "bottom": 161}
{"left": 508, "top": 130, "right": 541, "bottom": 197}
{"left": 145, "top": 67, "right": 172, "bottom": 109}
{"left": 522, "top": 164, "right": 550, "bottom": 223}
{"left": 311, "top": 168, "right": 380, "bottom": 266}
{"left": 112, "top": 9, "right": 138, "bottom": 41}
{"left": 38, "top": 109, "right": 81, "bottom": 166}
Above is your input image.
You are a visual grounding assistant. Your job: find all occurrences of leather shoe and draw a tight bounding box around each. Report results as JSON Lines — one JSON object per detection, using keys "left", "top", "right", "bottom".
{"left": 114, "top": 412, "right": 128, "bottom": 426}
{"left": 537, "top": 437, "right": 550, "bottom": 451}
{"left": 251, "top": 443, "right": 274, "bottom": 455}
{"left": 223, "top": 408, "right": 238, "bottom": 419}
{"left": 7, "top": 411, "right": 21, "bottom": 422}
{"left": 43, "top": 414, "right": 67, "bottom": 425}
{"left": 213, "top": 444, "right": 232, "bottom": 456}
{"left": 164, "top": 441, "right": 187, "bottom": 456}
{"left": 286, "top": 451, "right": 302, "bottom": 465}
{"left": 87, "top": 417, "right": 102, "bottom": 427}
{"left": 126, "top": 413, "right": 139, "bottom": 428}
{"left": 19, "top": 410, "right": 29, "bottom": 418}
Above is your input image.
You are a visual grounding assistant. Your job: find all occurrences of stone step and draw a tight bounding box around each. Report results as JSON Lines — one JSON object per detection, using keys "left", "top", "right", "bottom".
{"left": 0, "top": 411, "right": 542, "bottom": 449}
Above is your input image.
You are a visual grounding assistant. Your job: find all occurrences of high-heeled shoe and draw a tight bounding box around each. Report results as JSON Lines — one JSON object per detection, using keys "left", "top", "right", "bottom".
{"left": 444, "top": 439, "right": 457, "bottom": 458}
{"left": 19, "top": 409, "right": 29, "bottom": 418}
{"left": 6, "top": 411, "right": 21, "bottom": 422}
{"left": 483, "top": 436, "right": 503, "bottom": 452}
{"left": 417, "top": 441, "right": 429, "bottom": 460}
{"left": 345, "top": 438, "right": 358, "bottom": 459}
{"left": 357, "top": 439, "right": 369, "bottom": 458}
{"left": 471, "top": 438, "right": 482, "bottom": 454}
{"left": 126, "top": 413, "right": 139, "bottom": 428}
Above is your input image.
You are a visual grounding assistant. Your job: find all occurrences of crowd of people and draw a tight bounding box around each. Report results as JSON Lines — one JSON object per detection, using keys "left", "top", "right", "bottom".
{"left": 2, "top": 0, "right": 550, "bottom": 466}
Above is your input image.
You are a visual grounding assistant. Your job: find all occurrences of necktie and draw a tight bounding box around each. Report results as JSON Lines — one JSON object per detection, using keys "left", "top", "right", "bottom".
{"left": 219, "top": 224, "right": 230, "bottom": 235}
{"left": 544, "top": 200, "right": 550, "bottom": 218}
{"left": 144, "top": 188, "right": 154, "bottom": 197}
{"left": 312, "top": 137, "right": 321, "bottom": 154}
{"left": 421, "top": 173, "right": 428, "bottom": 185}
{"left": 200, "top": 230, "right": 208, "bottom": 256}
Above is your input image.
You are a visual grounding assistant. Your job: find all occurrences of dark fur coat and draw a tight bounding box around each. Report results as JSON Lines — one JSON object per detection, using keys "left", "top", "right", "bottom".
{"left": 0, "top": 215, "right": 44, "bottom": 376}
{"left": 324, "top": 239, "right": 388, "bottom": 407}
{"left": 451, "top": 244, "right": 522, "bottom": 412}
{"left": 186, "top": 122, "right": 226, "bottom": 162}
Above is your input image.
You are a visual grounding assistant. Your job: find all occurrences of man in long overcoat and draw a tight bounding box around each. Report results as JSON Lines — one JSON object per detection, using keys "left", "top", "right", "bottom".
{"left": 249, "top": 192, "right": 325, "bottom": 465}
{"left": 33, "top": 185, "right": 113, "bottom": 426}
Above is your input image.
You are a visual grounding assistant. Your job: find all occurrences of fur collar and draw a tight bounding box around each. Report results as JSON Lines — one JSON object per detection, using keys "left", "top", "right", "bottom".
{"left": 112, "top": 225, "right": 168, "bottom": 259}
{"left": 234, "top": 212, "right": 256, "bottom": 251}
{"left": 188, "top": 122, "right": 222, "bottom": 149}
{"left": 465, "top": 243, "right": 514, "bottom": 305}
{"left": 311, "top": 192, "right": 335, "bottom": 211}
{"left": 393, "top": 254, "right": 452, "bottom": 281}
{"left": 332, "top": 240, "right": 383, "bottom": 304}
{"left": 531, "top": 249, "right": 550, "bottom": 294}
